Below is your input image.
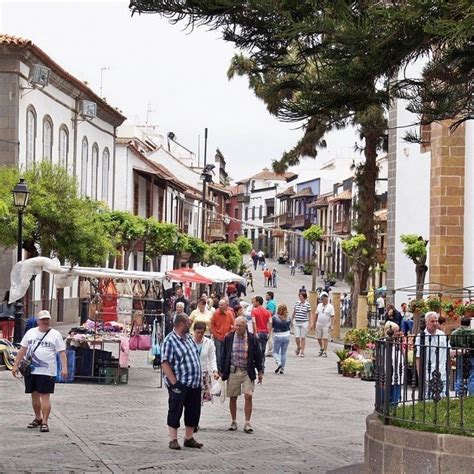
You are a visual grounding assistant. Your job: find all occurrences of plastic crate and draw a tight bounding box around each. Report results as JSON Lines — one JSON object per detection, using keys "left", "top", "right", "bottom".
{"left": 98, "top": 367, "right": 128, "bottom": 385}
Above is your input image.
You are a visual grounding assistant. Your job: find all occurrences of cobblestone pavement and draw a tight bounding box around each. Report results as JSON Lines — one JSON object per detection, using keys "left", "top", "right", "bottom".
{"left": 0, "top": 259, "right": 371, "bottom": 473}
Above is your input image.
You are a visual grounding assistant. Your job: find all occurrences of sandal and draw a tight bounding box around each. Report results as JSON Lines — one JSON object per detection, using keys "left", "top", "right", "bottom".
{"left": 243, "top": 423, "right": 254, "bottom": 434}
{"left": 40, "top": 424, "right": 49, "bottom": 433}
{"left": 295, "top": 348, "right": 300, "bottom": 356}
{"left": 27, "top": 418, "right": 42, "bottom": 429}
{"left": 299, "top": 353, "right": 305, "bottom": 358}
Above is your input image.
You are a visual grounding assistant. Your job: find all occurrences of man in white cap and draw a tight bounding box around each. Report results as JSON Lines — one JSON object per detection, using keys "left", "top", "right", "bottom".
{"left": 12, "top": 310, "right": 67, "bottom": 433}
{"left": 311, "top": 293, "right": 335, "bottom": 357}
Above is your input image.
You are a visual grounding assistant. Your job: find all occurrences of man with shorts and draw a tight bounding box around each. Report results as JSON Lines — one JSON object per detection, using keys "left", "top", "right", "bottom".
{"left": 162, "top": 313, "right": 203, "bottom": 450}
{"left": 221, "top": 316, "right": 263, "bottom": 434}
{"left": 12, "top": 310, "right": 67, "bottom": 433}
{"left": 292, "top": 292, "right": 312, "bottom": 357}
{"left": 312, "top": 293, "right": 335, "bottom": 357}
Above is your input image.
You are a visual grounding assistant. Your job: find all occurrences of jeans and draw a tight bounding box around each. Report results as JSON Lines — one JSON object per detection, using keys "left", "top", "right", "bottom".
{"left": 273, "top": 334, "right": 290, "bottom": 368}
{"left": 455, "top": 354, "right": 474, "bottom": 396}
{"left": 257, "top": 332, "right": 269, "bottom": 368}
{"left": 214, "top": 339, "right": 224, "bottom": 373}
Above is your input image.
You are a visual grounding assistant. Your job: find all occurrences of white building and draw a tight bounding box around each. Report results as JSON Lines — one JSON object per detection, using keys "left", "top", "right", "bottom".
{"left": 0, "top": 34, "right": 125, "bottom": 322}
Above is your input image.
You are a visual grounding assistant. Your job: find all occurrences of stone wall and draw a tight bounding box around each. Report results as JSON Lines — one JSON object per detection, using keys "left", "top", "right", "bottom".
{"left": 364, "top": 413, "right": 473, "bottom": 474}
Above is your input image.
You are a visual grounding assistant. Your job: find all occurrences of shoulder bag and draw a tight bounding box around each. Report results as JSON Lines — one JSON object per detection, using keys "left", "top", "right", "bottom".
{"left": 18, "top": 329, "right": 51, "bottom": 377}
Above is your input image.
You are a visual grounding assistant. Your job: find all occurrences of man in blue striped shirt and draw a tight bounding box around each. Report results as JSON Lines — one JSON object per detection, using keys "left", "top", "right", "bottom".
{"left": 162, "top": 313, "right": 203, "bottom": 450}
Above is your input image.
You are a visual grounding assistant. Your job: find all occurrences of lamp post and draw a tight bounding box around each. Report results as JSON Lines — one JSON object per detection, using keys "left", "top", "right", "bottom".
{"left": 200, "top": 164, "right": 215, "bottom": 242}
{"left": 12, "top": 178, "right": 30, "bottom": 343}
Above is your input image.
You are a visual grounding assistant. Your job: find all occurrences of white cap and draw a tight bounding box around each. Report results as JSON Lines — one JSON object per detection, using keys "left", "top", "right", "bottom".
{"left": 320, "top": 292, "right": 329, "bottom": 298}
{"left": 37, "top": 310, "right": 51, "bottom": 320}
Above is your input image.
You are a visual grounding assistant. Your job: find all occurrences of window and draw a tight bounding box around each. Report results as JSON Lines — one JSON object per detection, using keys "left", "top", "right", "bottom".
{"left": 259, "top": 205, "right": 263, "bottom": 219}
{"left": 101, "top": 148, "right": 110, "bottom": 201}
{"left": 252, "top": 206, "right": 255, "bottom": 220}
{"left": 42, "top": 116, "right": 53, "bottom": 161}
{"left": 244, "top": 207, "right": 248, "bottom": 220}
{"left": 26, "top": 106, "right": 36, "bottom": 168}
{"left": 58, "top": 125, "right": 69, "bottom": 168}
{"left": 81, "top": 137, "right": 88, "bottom": 195}
{"left": 234, "top": 207, "right": 239, "bottom": 219}
{"left": 91, "top": 143, "right": 99, "bottom": 199}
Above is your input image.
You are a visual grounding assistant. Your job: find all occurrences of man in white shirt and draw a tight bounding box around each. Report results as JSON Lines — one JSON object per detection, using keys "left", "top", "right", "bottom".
{"left": 12, "top": 310, "right": 67, "bottom": 433}
{"left": 376, "top": 294, "right": 385, "bottom": 320}
{"left": 311, "top": 293, "right": 335, "bottom": 357}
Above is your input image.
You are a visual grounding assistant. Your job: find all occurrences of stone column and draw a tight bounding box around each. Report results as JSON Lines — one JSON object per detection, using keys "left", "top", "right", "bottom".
{"left": 332, "top": 292, "right": 341, "bottom": 340}
{"left": 356, "top": 295, "right": 368, "bottom": 329}
{"left": 429, "top": 121, "right": 465, "bottom": 288}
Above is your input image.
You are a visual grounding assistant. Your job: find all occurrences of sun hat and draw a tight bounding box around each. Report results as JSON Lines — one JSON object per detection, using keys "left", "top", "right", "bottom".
{"left": 37, "top": 310, "right": 51, "bottom": 320}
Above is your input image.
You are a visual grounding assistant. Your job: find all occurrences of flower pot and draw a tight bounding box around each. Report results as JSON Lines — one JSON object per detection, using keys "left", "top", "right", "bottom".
{"left": 337, "top": 361, "right": 343, "bottom": 375}
{"left": 465, "top": 310, "right": 474, "bottom": 318}
{"left": 348, "top": 372, "right": 356, "bottom": 378}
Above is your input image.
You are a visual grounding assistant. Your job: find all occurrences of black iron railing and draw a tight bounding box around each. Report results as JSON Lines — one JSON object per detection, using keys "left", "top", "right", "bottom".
{"left": 374, "top": 329, "right": 473, "bottom": 436}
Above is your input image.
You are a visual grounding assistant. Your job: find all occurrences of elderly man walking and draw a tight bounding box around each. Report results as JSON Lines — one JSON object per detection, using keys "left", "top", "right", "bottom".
{"left": 312, "top": 293, "right": 335, "bottom": 358}
{"left": 221, "top": 316, "right": 264, "bottom": 434}
{"left": 12, "top": 310, "right": 67, "bottom": 433}
{"left": 161, "top": 313, "right": 203, "bottom": 450}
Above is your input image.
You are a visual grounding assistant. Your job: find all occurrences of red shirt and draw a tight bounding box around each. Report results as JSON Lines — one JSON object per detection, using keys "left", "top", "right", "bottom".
{"left": 252, "top": 306, "right": 272, "bottom": 333}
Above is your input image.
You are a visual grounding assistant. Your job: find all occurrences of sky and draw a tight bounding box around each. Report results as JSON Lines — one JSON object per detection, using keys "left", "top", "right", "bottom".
{"left": 0, "top": 0, "right": 358, "bottom": 181}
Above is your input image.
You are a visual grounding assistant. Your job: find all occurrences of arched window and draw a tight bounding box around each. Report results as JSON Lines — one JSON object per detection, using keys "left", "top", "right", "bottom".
{"left": 101, "top": 148, "right": 110, "bottom": 201}
{"left": 42, "top": 116, "right": 53, "bottom": 161}
{"left": 26, "top": 106, "right": 37, "bottom": 168}
{"left": 91, "top": 143, "right": 99, "bottom": 199}
{"left": 58, "top": 125, "right": 69, "bottom": 168}
{"left": 81, "top": 137, "right": 88, "bottom": 196}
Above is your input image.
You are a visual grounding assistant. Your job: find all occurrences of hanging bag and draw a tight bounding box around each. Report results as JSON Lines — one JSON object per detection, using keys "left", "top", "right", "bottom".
{"left": 99, "top": 279, "right": 118, "bottom": 322}
{"left": 129, "top": 321, "right": 152, "bottom": 351}
{"left": 18, "top": 329, "right": 51, "bottom": 377}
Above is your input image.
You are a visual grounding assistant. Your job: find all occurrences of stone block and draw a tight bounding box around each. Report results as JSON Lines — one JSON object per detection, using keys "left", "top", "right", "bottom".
{"left": 444, "top": 186, "right": 463, "bottom": 197}
{"left": 366, "top": 438, "right": 384, "bottom": 474}
{"left": 439, "top": 454, "right": 473, "bottom": 474}
{"left": 383, "top": 444, "right": 403, "bottom": 474}
{"left": 440, "top": 433, "right": 474, "bottom": 457}
{"left": 403, "top": 448, "right": 438, "bottom": 474}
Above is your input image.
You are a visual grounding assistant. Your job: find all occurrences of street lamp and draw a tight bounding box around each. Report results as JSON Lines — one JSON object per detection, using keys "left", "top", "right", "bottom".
{"left": 200, "top": 164, "right": 215, "bottom": 242}
{"left": 12, "top": 178, "right": 30, "bottom": 343}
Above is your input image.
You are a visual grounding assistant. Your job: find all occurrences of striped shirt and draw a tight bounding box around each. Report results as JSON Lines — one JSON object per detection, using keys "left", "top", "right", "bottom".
{"left": 293, "top": 301, "right": 311, "bottom": 323}
{"left": 231, "top": 332, "right": 248, "bottom": 368}
{"left": 162, "top": 330, "right": 202, "bottom": 388}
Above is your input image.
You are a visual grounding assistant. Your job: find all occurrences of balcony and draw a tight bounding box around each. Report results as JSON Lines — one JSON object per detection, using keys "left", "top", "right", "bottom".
{"left": 237, "top": 193, "right": 250, "bottom": 203}
{"left": 334, "top": 220, "right": 351, "bottom": 235}
{"left": 263, "top": 215, "right": 275, "bottom": 224}
{"left": 277, "top": 212, "right": 293, "bottom": 228}
{"left": 207, "top": 218, "right": 225, "bottom": 241}
{"left": 292, "top": 214, "right": 312, "bottom": 229}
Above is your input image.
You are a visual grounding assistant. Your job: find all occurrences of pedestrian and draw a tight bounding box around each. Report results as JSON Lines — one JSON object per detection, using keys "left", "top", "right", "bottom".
{"left": 0, "top": 290, "right": 14, "bottom": 341}
{"left": 251, "top": 296, "right": 272, "bottom": 367}
{"left": 376, "top": 293, "right": 385, "bottom": 320}
{"left": 210, "top": 299, "right": 235, "bottom": 371}
{"left": 220, "top": 316, "right": 264, "bottom": 433}
{"left": 189, "top": 298, "right": 212, "bottom": 336}
{"left": 251, "top": 249, "right": 258, "bottom": 270}
{"left": 172, "top": 302, "right": 187, "bottom": 324}
{"left": 312, "top": 293, "right": 335, "bottom": 358}
{"left": 161, "top": 314, "right": 203, "bottom": 450}
{"left": 243, "top": 298, "right": 257, "bottom": 334}
{"left": 246, "top": 270, "right": 255, "bottom": 292}
{"left": 272, "top": 304, "right": 291, "bottom": 374}
{"left": 174, "top": 286, "right": 190, "bottom": 315}
{"left": 450, "top": 317, "right": 474, "bottom": 396}
{"left": 263, "top": 268, "right": 272, "bottom": 287}
{"left": 265, "top": 291, "right": 276, "bottom": 356}
{"left": 290, "top": 259, "right": 296, "bottom": 276}
{"left": 292, "top": 291, "right": 312, "bottom": 357}
{"left": 299, "top": 285, "right": 306, "bottom": 295}
{"left": 384, "top": 304, "right": 402, "bottom": 328}
{"left": 272, "top": 268, "right": 278, "bottom": 288}
{"left": 192, "top": 321, "right": 219, "bottom": 418}
{"left": 400, "top": 303, "right": 413, "bottom": 335}
{"left": 12, "top": 310, "right": 67, "bottom": 433}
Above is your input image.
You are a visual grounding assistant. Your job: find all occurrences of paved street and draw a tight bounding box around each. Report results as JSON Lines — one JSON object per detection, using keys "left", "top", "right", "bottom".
{"left": 0, "top": 260, "right": 371, "bottom": 473}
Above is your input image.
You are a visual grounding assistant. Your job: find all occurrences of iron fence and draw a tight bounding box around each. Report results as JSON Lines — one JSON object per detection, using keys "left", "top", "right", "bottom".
{"left": 374, "top": 328, "right": 474, "bottom": 436}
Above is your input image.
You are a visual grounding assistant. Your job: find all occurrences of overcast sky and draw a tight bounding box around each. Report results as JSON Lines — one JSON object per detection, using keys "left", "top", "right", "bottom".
{"left": 0, "top": 0, "right": 358, "bottom": 181}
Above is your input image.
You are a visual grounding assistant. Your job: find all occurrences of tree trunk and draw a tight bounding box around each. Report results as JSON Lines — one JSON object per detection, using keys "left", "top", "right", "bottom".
{"left": 349, "top": 266, "right": 362, "bottom": 328}
{"left": 311, "top": 248, "right": 317, "bottom": 292}
{"left": 415, "top": 263, "right": 428, "bottom": 301}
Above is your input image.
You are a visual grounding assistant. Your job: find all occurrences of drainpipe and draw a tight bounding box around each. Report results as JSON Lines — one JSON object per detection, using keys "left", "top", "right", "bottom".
{"left": 72, "top": 101, "right": 78, "bottom": 178}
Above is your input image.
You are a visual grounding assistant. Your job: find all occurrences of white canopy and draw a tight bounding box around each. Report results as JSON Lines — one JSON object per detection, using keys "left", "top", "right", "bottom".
{"left": 193, "top": 264, "right": 245, "bottom": 283}
{"left": 9, "top": 257, "right": 165, "bottom": 304}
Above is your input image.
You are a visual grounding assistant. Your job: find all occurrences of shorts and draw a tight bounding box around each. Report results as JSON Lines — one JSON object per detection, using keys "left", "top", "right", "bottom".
{"left": 227, "top": 368, "right": 254, "bottom": 397}
{"left": 315, "top": 324, "right": 330, "bottom": 339}
{"left": 167, "top": 383, "right": 201, "bottom": 429}
{"left": 25, "top": 374, "right": 56, "bottom": 394}
{"left": 293, "top": 321, "right": 308, "bottom": 338}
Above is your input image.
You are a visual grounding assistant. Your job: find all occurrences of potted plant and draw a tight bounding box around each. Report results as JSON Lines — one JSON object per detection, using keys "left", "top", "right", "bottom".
{"left": 409, "top": 299, "right": 427, "bottom": 314}
{"left": 463, "top": 302, "right": 474, "bottom": 318}
{"left": 303, "top": 262, "right": 314, "bottom": 275}
{"left": 326, "top": 272, "right": 337, "bottom": 286}
{"left": 343, "top": 328, "right": 380, "bottom": 351}
{"left": 334, "top": 348, "right": 350, "bottom": 374}
{"left": 426, "top": 297, "right": 442, "bottom": 313}
{"left": 341, "top": 358, "right": 364, "bottom": 377}
{"left": 441, "top": 300, "right": 456, "bottom": 317}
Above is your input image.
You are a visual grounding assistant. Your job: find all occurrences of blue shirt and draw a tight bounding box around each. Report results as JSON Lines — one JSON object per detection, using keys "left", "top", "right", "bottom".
{"left": 272, "top": 315, "right": 291, "bottom": 333}
{"left": 162, "top": 330, "right": 202, "bottom": 389}
{"left": 266, "top": 299, "right": 276, "bottom": 315}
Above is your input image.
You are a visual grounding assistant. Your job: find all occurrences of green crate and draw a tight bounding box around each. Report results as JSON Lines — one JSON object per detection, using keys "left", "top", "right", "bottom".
{"left": 98, "top": 367, "right": 128, "bottom": 385}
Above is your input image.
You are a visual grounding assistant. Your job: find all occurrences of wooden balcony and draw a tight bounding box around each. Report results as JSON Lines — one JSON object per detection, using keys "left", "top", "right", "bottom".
{"left": 263, "top": 215, "right": 275, "bottom": 224}
{"left": 292, "top": 215, "right": 312, "bottom": 229}
{"left": 333, "top": 221, "right": 351, "bottom": 235}
{"left": 237, "top": 193, "right": 250, "bottom": 203}
{"left": 277, "top": 212, "right": 293, "bottom": 228}
{"left": 207, "top": 218, "right": 225, "bottom": 241}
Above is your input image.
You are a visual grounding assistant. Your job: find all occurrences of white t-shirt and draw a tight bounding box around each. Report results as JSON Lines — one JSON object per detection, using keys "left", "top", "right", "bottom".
{"left": 20, "top": 327, "right": 66, "bottom": 376}
{"left": 376, "top": 297, "right": 385, "bottom": 309}
{"left": 316, "top": 303, "right": 335, "bottom": 327}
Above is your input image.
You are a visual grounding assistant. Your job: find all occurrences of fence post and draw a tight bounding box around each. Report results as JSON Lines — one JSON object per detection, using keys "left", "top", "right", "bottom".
{"left": 418, "top": 318, "right": 426, "bottom": 401}
{"left": 383, "top": 326, "right": 394, "bottom": 425}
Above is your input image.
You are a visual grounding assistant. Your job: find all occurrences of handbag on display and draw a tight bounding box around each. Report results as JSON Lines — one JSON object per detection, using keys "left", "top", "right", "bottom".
{"left": 129, "top": 322, "right": 152, "bottom": 351}
{"left": 99, "top": 279, "right": 118, "bottom": 322}
{"left": 116, "top": 280, "right": 133, "bottom": 325}
{"left": 89, "top": 294, "right": 103, "bottom": 320}
{"left": 132, "top": 281, "right": 145, "bottom": 311}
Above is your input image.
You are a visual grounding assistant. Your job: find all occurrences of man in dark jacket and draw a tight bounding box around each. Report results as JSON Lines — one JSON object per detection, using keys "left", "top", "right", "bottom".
{"left": 220, "top": 316, "right": 263, "bottom": 434}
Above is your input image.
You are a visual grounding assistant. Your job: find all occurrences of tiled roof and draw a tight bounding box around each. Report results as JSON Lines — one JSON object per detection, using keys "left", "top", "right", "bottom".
{"left": 307, "top": 192, "right": 332, "bottom": 208}
{"left": 329, "top": 189, "right": 352, "bottom": 202}
{"left": 238, "top": 167, "right": 297, "bottom": 184}
{"left": 276, "top": 185, "right": 295, "bottom": 198}
{"left": 290, "top": 187, "right": 314, "bottom": 199}
{"left": 0, "top": 34, "right": 125, "bottom": 125}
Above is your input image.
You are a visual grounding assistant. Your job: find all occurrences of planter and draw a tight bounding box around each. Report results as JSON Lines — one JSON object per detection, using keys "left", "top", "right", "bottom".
{"left": 464, "top": 310, "right": 474, "bottom": 318}
{"left": 343, "top": 372, "right": 356, "bottom": 378}
{"left": 337, "top": 361, "right": 343, "bottom": 375}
